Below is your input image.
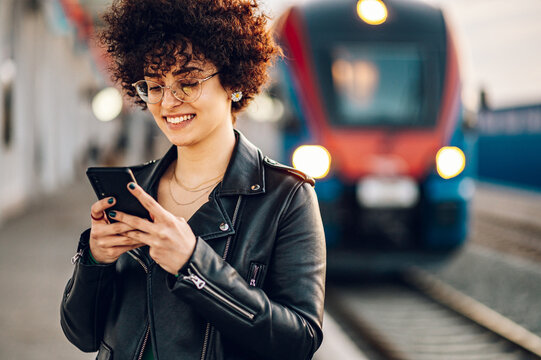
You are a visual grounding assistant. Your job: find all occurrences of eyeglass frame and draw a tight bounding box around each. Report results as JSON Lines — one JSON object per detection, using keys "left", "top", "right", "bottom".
{"left": 131, "top": 72, "right": 220, "bottom": 104}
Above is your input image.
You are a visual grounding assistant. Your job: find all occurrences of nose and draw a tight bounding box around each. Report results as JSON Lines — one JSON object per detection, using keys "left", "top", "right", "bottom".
{"left": 161, "top": 86, "right": 183, "bottom": 109}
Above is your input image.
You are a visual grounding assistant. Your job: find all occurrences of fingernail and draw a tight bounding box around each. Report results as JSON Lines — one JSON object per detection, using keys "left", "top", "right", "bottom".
{"left": 109, "top": 210, "right": 117, "bottom": 218}
{"left": 108, "top": 197, "right": 114, "bottom": 204}
{"left": 128, "top": 182, "right": 136, "bottom": 190}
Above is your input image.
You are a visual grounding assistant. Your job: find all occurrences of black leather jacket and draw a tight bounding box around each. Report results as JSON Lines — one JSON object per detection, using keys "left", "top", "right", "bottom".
{"left": 60, "top": 131, "right": 326, "bottom": 360}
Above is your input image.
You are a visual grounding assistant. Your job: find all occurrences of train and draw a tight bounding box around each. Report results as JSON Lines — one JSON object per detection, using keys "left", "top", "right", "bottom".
{"left": 270, "top": 0, "right": 477, "bottom": 268}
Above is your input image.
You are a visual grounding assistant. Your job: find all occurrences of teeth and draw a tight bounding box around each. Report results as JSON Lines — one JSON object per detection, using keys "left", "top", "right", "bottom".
{"left": 166, "top": 114, "right": 195, "bottom": 124}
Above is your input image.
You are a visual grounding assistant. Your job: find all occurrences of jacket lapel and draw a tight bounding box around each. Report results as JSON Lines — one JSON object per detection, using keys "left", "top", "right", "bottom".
{"left": 187, "top": 187, "right": 235, "bottom": 241}
{"left": 133, "top": 130, "right": 263, "bottom": 241}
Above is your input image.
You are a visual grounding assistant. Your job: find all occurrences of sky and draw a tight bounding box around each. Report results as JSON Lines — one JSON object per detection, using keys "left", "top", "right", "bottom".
{"left": 260, "top": 0, "right": 541, "bottom": 110}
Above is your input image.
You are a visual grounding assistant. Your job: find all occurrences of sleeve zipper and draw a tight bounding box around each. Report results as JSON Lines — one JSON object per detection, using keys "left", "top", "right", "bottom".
{"left": 71, "top": 249, "right": 83, "bottom": 264}
{"left": 184, "top": 267, "right": 255, "bottom": 321}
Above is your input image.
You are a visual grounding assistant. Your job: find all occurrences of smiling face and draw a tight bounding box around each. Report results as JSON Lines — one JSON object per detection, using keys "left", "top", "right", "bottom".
{"left": 144, "top": 60, "right": 234, "bottom": 149}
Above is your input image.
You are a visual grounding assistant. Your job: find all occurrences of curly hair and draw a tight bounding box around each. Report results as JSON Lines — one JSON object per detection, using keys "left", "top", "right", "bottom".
{"left": 98, "top": 0, "right": 281, "bottom": 116}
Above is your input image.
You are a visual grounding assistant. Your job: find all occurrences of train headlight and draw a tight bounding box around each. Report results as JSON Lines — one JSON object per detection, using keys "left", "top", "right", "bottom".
{"left": 292, "top": 145, "right": 331, "bottom": 179}
{"left": 357, "top": 0, "right": 388, "bottom": 25}
{"left": 436, "top": 147, "right": 466, "bottom": 179}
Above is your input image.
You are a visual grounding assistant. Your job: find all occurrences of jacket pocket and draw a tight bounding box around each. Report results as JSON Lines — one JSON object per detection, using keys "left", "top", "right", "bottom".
{"left": 248, "top": 262, "right": 266, "bottom": 288}
{"left": 96, "top": 341, "right": 113, "bottom": 360}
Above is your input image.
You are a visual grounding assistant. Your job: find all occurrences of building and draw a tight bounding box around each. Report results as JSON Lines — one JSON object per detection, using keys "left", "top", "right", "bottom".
{"left": 0, "top": 0, "right": 145, "bottom": 225}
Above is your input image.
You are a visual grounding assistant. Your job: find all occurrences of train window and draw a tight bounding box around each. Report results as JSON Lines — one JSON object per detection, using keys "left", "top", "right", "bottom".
{"left": 321, "top": 44, "right": 432, "bottom": 127}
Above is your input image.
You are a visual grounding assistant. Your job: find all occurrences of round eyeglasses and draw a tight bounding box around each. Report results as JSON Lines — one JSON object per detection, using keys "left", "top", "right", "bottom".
{"left": 132, "top": 72, "right": 219, "bottom": 104}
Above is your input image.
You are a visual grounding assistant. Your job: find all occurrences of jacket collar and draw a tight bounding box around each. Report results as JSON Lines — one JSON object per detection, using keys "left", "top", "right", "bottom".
{"left": 139, "top": 129, "right": 265, "bottom": 199}
{"left": 220, "top": 130, "right": 265, "bottom": 196}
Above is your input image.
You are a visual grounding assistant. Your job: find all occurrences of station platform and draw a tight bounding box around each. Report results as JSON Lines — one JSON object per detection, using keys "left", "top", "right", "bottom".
{"left": 474, "top": 181, "right": 541, "bottom": 229}
{"left": 0, "top": 179, "right": 366, "bottom": 359}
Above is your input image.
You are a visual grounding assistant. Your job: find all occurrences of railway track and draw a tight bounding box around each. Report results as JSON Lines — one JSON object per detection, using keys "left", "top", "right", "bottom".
{"left": 327, "top": 268, "right": 541, "bottom": 360}
{"left": 321, "top": 184, "right": 541, "bottom": 359}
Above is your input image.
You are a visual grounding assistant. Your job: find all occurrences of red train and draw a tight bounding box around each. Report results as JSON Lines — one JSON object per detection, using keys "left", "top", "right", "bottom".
{"left": 272, "top": 0, "right": 476, "bottom": 270}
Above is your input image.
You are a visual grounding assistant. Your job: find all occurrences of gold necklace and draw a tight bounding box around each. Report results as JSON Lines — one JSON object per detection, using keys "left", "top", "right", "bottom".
{"left": 173, "top": 171, "right": 225, "bottom": 192}
{"left": 168, "top": 170, "right": 221, "bottom": 206}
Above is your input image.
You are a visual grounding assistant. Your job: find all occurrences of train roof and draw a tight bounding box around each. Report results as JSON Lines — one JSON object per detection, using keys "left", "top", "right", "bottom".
{"left": 288, "top": 0, "right": 447, "bottom": 45}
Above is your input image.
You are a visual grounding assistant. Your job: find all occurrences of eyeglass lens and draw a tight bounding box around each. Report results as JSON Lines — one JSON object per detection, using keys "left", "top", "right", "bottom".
{"left": 135, "top": 79, "right": 201, "bottom": 104}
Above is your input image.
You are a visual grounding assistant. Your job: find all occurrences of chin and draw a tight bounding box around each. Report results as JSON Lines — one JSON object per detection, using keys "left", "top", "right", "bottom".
{"left": 166, "top": 132, "right": 200, "bottom": 148}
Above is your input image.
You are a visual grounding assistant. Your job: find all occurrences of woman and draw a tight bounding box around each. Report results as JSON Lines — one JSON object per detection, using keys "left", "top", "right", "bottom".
{"left": 60, "top": 1, "right": 326, "bottom": 359}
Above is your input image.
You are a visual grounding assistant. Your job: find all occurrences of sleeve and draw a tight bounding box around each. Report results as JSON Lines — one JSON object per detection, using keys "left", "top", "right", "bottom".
{"left": 60, "top": 229, "right": 116, "bottom": 352}
{"left": 167, "top": 182, "right": 326, "bottom": 360}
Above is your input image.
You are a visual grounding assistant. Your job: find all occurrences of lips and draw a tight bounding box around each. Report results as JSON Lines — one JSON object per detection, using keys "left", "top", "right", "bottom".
{"left": 165, "top": 114, "right": 196, "bottom": 124}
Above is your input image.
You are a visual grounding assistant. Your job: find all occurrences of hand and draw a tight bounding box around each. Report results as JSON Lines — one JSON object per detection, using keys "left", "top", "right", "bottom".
{"left": 108, "top": 182, "right": 197, "bottom": 275}
{"left": 89, "top": 197, "right": 145, "bottom": 264}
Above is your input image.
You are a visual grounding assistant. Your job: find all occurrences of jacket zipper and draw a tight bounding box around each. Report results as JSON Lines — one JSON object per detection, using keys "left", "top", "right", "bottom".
{"left": 199, "top": 195, "right": 242, "bottom": 360}
{"left": 200, "top": 323, "right": 211, "bottom": 360}
{"left": 131, "top": 253, "right": 149, "bottom": 274}
{"left": 249, "top": 263, "right": 261, "bottom": 287}
{"left": 129, "top": 250, "right": 151, "bottom": 360}
{"left": 137, "top": 326, "right": 151, "bottom": 360}
{"left": 184, "top": 267, "right": 255, "bottom": 321}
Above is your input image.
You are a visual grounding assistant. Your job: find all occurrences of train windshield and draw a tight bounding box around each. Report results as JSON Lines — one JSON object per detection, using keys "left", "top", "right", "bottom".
{"left": 322, "top": 44, "right": 431, "bottom": 127}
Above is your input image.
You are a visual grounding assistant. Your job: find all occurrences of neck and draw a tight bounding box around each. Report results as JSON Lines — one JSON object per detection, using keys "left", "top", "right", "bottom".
{"left": 174, "top": 124, "right": 236, "bottom": 185}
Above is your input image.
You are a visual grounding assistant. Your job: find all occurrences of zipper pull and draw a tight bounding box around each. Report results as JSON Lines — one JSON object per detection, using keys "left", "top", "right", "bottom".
{"left": 71, "top": 249, "right": 83, "bottom": 265}
{"left": 248, "top": 263, "right": 261, "bottom": 287}
{"left": 184, "top": 273, "right": 206, "bottom": 289}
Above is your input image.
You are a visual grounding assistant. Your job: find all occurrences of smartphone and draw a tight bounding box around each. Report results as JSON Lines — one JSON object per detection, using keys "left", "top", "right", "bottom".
{"left": 86, "top": 167, "right": 152, "bottom": 222}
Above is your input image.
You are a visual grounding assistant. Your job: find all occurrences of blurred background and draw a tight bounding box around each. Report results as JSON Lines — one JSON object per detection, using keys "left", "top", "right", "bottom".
{"left": 1, "top": 0, "right": 541, "bottom": 359}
